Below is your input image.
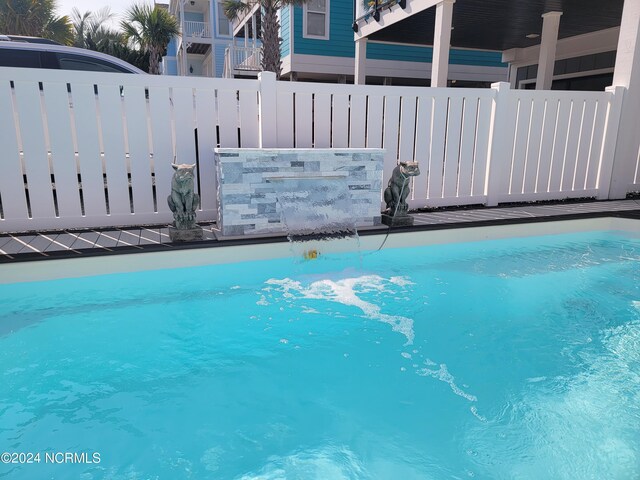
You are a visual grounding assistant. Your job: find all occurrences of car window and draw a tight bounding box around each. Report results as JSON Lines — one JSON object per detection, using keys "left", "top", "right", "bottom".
{"left": 40, "top": 51, "right": 58, "bottom": 69}
{"left": 56, "top": 53, "right": 132, "bottom": 73}
{"left": 0, "top": 49, "right": 41, "bottom": 68}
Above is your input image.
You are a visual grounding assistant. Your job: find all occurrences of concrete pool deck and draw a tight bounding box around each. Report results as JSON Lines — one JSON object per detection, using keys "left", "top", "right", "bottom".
{"left": 1, "top": 198, "right": 639, "bottom": 263}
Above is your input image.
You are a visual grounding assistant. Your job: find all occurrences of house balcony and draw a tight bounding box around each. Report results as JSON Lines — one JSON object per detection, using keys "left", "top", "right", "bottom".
{"left": 183, "top": 20, "right": 211, "bottom": 39}
{"left": 179, "top": 21, "right": 212, "bottom": 55}
{"left": 223, "top": 45, "right": 262, "bottom": 78}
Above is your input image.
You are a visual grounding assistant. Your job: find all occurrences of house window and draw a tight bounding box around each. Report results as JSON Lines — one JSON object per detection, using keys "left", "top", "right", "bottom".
{"left": 217, "top": 2, "right": 231, "bottom": 36}
{"left": 303, "top": 0, "right": 329, "bottom": 40}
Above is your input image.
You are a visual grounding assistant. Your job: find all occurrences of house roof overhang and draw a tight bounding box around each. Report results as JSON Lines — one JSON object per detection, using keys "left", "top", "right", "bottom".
{"left": 355, "top": 0, "right": 624, "bottom": 53}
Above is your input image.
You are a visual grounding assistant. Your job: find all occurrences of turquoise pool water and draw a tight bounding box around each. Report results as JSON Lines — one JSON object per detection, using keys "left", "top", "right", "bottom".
{"left": 0, "top": 230, "right": 639, "bottom": 479}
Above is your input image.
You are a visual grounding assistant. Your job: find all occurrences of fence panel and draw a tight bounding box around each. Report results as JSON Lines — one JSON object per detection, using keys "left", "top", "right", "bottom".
{"left": 350, "top": 94, "right": 367, "bottom": 148}
{"left": 472, "top": 96, "right": 493, "bottom": 197}
{"left": 273, "top": 83, "right": 494, "bottom": 209}
{"left": 99, "top": 84, "right": 134, "bottom": 216}
{"left": 523, "top": 98, "right": 545, "bottom": 194}
{"left": 398, "top": 95, "right": 417, "bottom": 160}
{"left": 496, "top": 90, "right": 611, "bottom": 203}
{"left": 366, "top": 95, "right": 384, "bottom": 149}
{"left": 427, "top": 95, "right": 448, "bottom": 201}
{"left": 295, "top": 92, "right": 313, "bottom": 148}
{"left": 382, "top": 95, "right": 401, "bottom": 187}
{"left": 238, "top": 89, "right": 259, "bottom": 147}
{"left": 71, "top": 83, "right": 108, "bottom": 219}
{"left": 215, "top": 88, "right": 239, "bottom": 148}
{"left": 0, "top": 69, "right": 262, "bottom": 231}
{"left": 276, "top": 90, "right": 294, "bottom": 147}
{"left": 585, "top": 100, "right": 608, "bottom": 190}
{"left": 148, "top": 85, "right": 175, "bottom": 218}
{"left": 13, "top": 81, "right": 57, "bottom": 220}
{"left": 42, "top": 81, "right": 83, "bottom": 219}
{"left": 535, "top": 98, "right": 559, "bottom": 194}
{"left": 0, "top": 67, "right": 625, "bottom": 233}
{"left": 0, "top": 80, "right": 29, "bottom": 224}
{"left": 123, "top": 85, "right": 155, "bottom": 215}
{"left": 458, "top": 97, "right": 478, "bottom": 198}
{"left": 413, "top": 96, "right": 433, "bottom": 201}
{"left": 574, "top": 99, "right": 598, "bottom": 190}
{"left": 561, "top": 99, "right": 584, "bottom": 193}
{"left": 313, "top": 93, "right": 332, "bottom": 148}
{"left": 635, "top": 144, "right": 640, "bottom": 188}
{"left": 332, "top": 94, "right": 350, "bottom": 148}
{"left": 443, "top": 96, "right": 464, "bottom": 198}
{"left": 548, "top": 99, "right": 572, "bottom": 192}
{"left": 195, "top": 87, "right": 219, "bottom": 214}
{"left": 510, "top": 97, "right": 533, "bottom": 195}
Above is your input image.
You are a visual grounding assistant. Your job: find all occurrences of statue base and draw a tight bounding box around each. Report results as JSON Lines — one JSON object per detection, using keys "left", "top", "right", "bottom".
{"left": 169, "top": 226, "right": 204, "bottom": 242}
{"left": 381, "top": 213, "right": 414, "bottom": 227}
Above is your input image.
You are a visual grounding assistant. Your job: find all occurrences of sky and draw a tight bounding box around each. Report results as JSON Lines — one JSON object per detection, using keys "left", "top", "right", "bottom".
{"left": 56, "top": 0, "right": 156, "bottom": 29}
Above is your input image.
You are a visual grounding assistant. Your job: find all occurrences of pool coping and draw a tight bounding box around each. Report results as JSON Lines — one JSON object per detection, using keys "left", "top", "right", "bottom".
{"left": 1, "top": 198, "right": 639, "bottom": 265}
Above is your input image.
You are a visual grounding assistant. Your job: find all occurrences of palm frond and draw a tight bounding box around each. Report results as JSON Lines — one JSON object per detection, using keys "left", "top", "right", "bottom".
{"left": 121, "top": 3, "right": 179, "bottom": 74}
{"left": 43, "top": 14, "right": 74, "bottom": 45}
{"left": 223, "top": 0, "right": 254, "bottom": 21}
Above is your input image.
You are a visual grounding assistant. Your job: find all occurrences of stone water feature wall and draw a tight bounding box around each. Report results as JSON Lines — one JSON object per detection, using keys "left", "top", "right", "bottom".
{"left": 215, "top": 148, "right": 385, "bottom": 236}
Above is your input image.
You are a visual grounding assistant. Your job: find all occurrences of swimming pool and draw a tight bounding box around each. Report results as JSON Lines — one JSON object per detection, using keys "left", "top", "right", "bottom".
{"left": 1, "top": 223, "right": 639, "bottom": 479}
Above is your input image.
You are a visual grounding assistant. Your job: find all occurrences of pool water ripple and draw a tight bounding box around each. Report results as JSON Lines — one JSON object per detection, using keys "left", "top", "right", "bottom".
{"left": 0, "top": 230, "right": 639, "bottom": 479}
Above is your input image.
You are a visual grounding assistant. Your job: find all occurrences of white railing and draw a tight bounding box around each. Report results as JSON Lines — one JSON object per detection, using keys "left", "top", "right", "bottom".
{"left": 183, "top": 21, "right": 211, "bottom": 39}
{"left": 224, "top": 45, "right": 262, "bottom": 77}
{"left": 0, "top": 67, "right": 634, "bottom": 233}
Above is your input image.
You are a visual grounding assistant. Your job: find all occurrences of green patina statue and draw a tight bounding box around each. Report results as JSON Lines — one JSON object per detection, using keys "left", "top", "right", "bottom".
{"left": 168, "top": 163, "right": 203, "bottom": 241}
{"left": 384, "top": 161, "right": 420, "bottom": 216}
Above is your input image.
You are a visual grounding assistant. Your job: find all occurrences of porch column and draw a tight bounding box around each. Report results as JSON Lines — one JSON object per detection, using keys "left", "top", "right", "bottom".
{"left": 210, "top": 0, "right": 216, "bottom": 76}
{"left": 251, "top": 14, "right": 257, "bottom": 49}
{"left": 180, "top": 0, "right": 187, "bottom": 76}
{"left": 355, "top": 37, "right": 367, "bottom": 85}
{"left": 535, "top": 11, "right": 562, "bottom": 90}
{"left": 431, "top": 0, "right": 455, "bottom": 88}
{"left": 609, "top": 0, "right": 640, "bottom": 198}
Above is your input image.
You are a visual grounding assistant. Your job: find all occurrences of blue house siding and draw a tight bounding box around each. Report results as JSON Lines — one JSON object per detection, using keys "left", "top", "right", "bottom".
{"left": 167, "top": 37, "right": 178, "bottom": 57}
{"left": 184, "top": 11, "right": 204, "bottom": 22}
{"left": 280, "top": 6, "right": 291, "bottom": 57}
{"left": 291, "top": 1, "right": 506, "bottom": 68}
{"left": 292, "top": 2, "right": 353, "bottom": 58}
{"left": 368, "top": 43, "right": 505, "bottom": 68}
{"left": 164, "top": 58, "right": 178, "bottom": 75}
{"left": 215, "top": 43, "right": 227, "bottom": 77}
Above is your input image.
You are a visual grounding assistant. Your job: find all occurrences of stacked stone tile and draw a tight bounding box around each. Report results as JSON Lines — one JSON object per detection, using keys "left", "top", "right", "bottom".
{"left": 215, "top": 148, "right": 385, "bottom": 236}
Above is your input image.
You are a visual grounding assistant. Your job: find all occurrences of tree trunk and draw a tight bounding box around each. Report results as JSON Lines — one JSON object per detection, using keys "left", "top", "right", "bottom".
{"left": 261, "top": 4, "right": 281, "bottom": 79}
{"left": 149, "top": 45, "right": 160, "bottom": 75}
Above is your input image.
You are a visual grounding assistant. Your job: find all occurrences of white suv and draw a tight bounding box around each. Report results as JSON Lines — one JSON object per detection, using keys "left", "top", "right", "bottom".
{"left": 0, "top": 36, "right": 146, "bottom": 74}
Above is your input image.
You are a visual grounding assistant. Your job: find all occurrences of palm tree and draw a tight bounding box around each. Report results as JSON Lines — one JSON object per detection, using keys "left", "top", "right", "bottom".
{"left": 88, "top": 35, "right": 151, "bottom": 73}
{"left": 0, "top": 0, "right": 73, "bottom": 45}
{"left": 224, "top": 0, "right": 306, "bottom": 79}
{"left": 71, "top": 7, "right": 117, "bottom": 48}
{"left": 121, "top": 4, "right": 179, "bottom": 75}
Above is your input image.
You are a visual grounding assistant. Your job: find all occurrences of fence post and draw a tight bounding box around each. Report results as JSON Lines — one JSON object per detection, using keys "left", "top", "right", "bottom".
{"left": 258, "top": 71, "right": 278, "bottom": 148}
{"left": 597, "top": 86, "right": 625, "bottom": 200}
{"left": 485, "top": 81, "right": 512, "bottom": 206}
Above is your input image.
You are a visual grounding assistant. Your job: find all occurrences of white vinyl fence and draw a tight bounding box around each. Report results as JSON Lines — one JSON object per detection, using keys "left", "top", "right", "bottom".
{"left": 0, "top": 67, "right": 632, "bottom": 233}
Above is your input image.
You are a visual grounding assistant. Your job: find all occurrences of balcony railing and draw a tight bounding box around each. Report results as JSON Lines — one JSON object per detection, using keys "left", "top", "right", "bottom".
{"left": 223, "top": 45, "right": 262, "bottom": 77}
{"left": 183, "top": 21, "right": 211, "bottom": 39}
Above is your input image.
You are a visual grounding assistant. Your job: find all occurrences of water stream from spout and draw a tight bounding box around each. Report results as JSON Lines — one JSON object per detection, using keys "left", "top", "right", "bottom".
{"left": 273, "top": 176, "right": 362, "bottom": 260}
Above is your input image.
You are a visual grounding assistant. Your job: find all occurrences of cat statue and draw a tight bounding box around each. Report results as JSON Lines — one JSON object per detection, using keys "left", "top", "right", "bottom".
{"left": 167, "top": 163, "right": 200, "bottom": 231}
{"left": 383, "top": 161, "right": 420, "bottom": 216}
